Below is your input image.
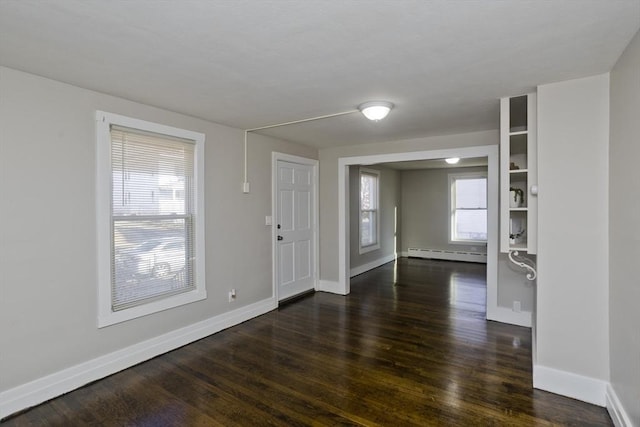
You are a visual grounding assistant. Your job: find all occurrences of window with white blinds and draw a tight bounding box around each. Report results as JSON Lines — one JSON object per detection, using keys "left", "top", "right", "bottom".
{"left": 449, "top": 173, "right": 488, "bottom": 243}
{"left": 96, "top": 112, "right": 206, "bottom": 327}
{"left": 359, "top": 168, "right": 380, "bottom": 253}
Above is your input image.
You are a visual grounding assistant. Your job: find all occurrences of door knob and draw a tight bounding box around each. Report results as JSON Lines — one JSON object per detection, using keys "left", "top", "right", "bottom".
{"left": 277, "top": 235, "right": 283, "bottom": 241}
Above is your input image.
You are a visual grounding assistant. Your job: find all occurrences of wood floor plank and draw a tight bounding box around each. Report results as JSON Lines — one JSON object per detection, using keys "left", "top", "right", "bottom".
{"left": 2, "top": 258, "right": 612, "bottom": 426}
{"left": 161, "top": 346, "right": 367, "bottom": 426}
{"left": 229, "top": 315, "right": 545, "bottom": 426}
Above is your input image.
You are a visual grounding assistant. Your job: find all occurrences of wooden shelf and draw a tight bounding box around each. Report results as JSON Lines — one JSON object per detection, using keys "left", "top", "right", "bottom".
{"left": 509, "top": 243, "right": 528, "bottom": 251}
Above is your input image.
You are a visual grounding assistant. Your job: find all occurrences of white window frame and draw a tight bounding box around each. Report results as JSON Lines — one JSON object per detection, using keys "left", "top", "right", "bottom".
{"left": 96, "top": 111, "right": 206, "bottom": 327}
{"left": 359, "top": 167, "right": 380, "bottom": 254}
{"left": 448, "top": 172, "right": 488, "bottom": 244}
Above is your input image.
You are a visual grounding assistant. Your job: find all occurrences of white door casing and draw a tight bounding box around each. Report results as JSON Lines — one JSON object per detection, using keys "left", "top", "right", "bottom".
{"left": 273, "top": 154, "right": 318, "bottom": 301}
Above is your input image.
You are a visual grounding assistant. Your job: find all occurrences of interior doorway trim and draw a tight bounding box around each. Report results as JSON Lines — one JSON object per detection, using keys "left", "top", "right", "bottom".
{"left": 337, "top": 145, "right": 501, "bottom": 321}
{"left": 272, "top": 152, "right": 319, "bottom": 302}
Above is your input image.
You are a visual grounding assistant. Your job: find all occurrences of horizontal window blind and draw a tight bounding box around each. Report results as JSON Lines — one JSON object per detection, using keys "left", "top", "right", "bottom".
{"left": 110, "top": 126, "right": 196, "bottom": 311}
{"left": 360, "top": 171, "right": 379, "bottom": 248}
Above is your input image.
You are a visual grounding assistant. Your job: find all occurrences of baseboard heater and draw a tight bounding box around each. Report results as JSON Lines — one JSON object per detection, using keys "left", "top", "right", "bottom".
{"left": 407, "top": 248, "right": 487, "bottom": 264}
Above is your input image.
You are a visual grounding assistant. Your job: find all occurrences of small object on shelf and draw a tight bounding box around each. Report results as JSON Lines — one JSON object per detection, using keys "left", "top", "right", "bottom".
{"left": 510, "top": 162, "right": 520, "bottom": 170}
{"left": 509, "top": 187, "right": 524, "bottom": 208}
{"left": 509, "top": 228, "right": 526, "bottom": 245}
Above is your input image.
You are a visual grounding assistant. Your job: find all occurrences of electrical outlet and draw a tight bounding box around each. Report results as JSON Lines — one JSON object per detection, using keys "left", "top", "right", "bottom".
{"left": 228, "top": 289, "right": 237, "bottom": 302}
{"left": 513, "top": 300, "right": 521, "bottom": 313}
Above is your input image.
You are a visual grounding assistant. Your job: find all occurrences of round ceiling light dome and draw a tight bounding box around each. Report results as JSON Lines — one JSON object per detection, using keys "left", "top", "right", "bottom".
{"left": 358, "top": 101, "right": 394, "bottom": 121}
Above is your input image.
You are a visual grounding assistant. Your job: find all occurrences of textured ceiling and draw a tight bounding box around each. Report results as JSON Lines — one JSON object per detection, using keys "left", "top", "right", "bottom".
{"left": 1, "top": 0, "right": 638, "bottom": 148}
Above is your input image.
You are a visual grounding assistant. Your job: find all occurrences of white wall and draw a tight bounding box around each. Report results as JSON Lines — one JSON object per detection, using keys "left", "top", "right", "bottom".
{"left": 536, "top": 73, "right": 610, "bottom": 402}
{"left": 0, "top": 67, "right": 317, "bottom": 399}
{"left": 609, "top": 29, "right": 640, "bottom": 425}
{"left": 497, "top": 254, "right": 535, "bottom": 312}
{"left": 349, "top": 165, "right": 400, "bottom": 274}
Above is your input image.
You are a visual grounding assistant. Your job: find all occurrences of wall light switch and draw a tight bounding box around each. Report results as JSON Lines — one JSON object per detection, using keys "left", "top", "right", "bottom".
{"left": 265, "top": 216, "right": 272, "bottom": 226}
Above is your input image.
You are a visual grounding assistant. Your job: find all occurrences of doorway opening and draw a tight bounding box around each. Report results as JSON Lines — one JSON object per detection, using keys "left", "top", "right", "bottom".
{"left": 337, "top": 145, "right": 503, "bottom": 322}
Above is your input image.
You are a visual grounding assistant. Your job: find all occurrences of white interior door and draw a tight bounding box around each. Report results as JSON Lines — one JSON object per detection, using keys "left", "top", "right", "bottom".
{"left": 276, "top": 160, "right": 315, "bottom": 301}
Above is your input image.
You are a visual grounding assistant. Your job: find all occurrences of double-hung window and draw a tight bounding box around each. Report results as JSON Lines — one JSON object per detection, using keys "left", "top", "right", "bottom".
{"left": 96, "top": 111, "right": 206, "bottom": 327}
{"left": 449, "top": 173, "right": 487, "bottom": 243}
{"left": 359, "top": 168, "right": 380, "bottom": 253}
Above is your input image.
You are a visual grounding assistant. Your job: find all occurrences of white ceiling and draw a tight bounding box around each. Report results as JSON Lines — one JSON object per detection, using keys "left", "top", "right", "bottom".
{"left": 1, "top": 0, "right": 638, "bottom": 148}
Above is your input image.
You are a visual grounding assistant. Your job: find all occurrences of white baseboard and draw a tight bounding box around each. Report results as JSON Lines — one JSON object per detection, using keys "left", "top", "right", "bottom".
{"left": 316, "top": 280, "right": 345, "bottom": 295}
{"left": 533, "top": 364, "right": 607, "bottom": 406}
{"left": 486, "top": 305, "right": 532, "bottom": 327}
{"left": 350, "top": 253, "right": 396, "bottom": 277}
{"left": 405, "top": 248, "right": 487, "bottom": 263}
{"left": 606, "top": 383, "right": 634, "bottom": 427}
{"left": 0, "top": 297, "right": 277, "bottom": 420}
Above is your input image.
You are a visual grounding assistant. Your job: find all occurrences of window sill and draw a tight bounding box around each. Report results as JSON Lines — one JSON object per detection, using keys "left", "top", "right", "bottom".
{"left": 449, "top": 240, "right": 488, "bottom": 245}
{"left": 98, "top": 288, "right": 207, "bottom": 328}
{"left": 359, "top": 243, "right": 380, "bottom": 255}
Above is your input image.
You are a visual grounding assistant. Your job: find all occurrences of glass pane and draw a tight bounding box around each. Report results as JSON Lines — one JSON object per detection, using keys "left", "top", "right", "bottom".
{"left": 360, "top": 173, "right": 377, "bottom": 210}
{"left": 360, "top": 211, "right": 377, "bottom": 247}
{"left": 455, "top": 210, "right": 487, "bottom": 241}
{"left": 112, "top": 218, "right": 193, "bottom": 310}
{"left": 455, "top": 178, "right": 487, "bottom": 209}
{"left": 112, "top": 129, "right": 194, "bottom": 216}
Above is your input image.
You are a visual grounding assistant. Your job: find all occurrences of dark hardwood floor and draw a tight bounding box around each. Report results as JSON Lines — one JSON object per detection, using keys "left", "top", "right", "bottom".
{"left": 4, "top": 258, "right": 612, "bottom": 426}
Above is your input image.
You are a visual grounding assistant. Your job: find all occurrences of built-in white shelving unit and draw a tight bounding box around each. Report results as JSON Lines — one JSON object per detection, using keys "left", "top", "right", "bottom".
{"left": 500, "top": 93, "right": 537, "bottom": 256}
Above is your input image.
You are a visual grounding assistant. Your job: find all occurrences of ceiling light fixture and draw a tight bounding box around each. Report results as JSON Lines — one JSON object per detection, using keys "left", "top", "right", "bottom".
{"left": 358, "top": 101, "right": 394, "bottom": 121}
{"left": 445, "top": 157, "right": 460, "bottom": 164}
{"left": 243, "top": 100, "right": 395, "bottom": 193}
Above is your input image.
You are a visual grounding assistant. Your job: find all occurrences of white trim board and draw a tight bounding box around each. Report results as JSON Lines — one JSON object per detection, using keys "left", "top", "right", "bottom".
{"left": 533, "top": 364, "right": 607, "bottom": 407}
{"left": 606, "top": 384, "right": 634, "bottom": 427}
{"left": 487, "top": 305, "right": 532, "bottom": 328}
{"left": 350, "top": 253, "right": 397, "bottom": 277}
{"left": 0, "top": 297, "right": 277, "bottom": 420}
